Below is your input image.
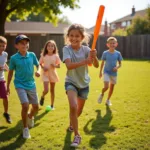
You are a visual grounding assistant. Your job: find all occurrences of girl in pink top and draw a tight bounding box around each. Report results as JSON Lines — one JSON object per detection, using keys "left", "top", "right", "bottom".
{"left": 39, "top": 40, "right": 61, "bottom": 109}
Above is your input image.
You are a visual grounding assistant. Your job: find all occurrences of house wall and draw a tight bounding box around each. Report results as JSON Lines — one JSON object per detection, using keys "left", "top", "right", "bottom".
{"left": 5, "top": 34, "right": 150, "bottom": 60}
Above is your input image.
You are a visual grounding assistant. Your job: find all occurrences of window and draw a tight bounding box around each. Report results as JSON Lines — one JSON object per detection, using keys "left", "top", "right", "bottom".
{"left": 111, "top": 24, "right": 116, "bottom": 29}
{"left": 121, "top": 21, "right": 126, "bottom": 27}
{"left": 127, "top": 21, "right": 131, "bottom": 26}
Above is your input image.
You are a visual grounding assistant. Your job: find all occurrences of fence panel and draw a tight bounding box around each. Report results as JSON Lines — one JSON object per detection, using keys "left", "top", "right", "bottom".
{"left": 5, "top": 34, "right": 150, "bottom": 60}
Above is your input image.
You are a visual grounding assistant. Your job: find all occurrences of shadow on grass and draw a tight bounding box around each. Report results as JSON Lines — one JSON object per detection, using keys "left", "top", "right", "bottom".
{"left": 84, "top": 105, "right": 116, "bottom": 149}
{"left": 0, "top": 111, "right": 48, "bottom": 150}
{"left": 62, "top": 129, "right": 74, "bottom": 150}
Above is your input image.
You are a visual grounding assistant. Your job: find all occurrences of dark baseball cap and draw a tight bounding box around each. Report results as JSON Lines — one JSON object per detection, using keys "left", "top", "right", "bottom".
{"left": 15, "top": 34, "right": 30, "bottom": 44}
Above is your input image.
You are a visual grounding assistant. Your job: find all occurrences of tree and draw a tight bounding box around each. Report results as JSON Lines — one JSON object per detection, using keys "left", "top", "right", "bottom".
{"left": 10, "top": 13, "right": 71, "bottom": 24}
{"left": 112, "top": 28, "right": 127, "bottom": 36}
{"left": 127, "top": 6, "right": 150, "bottom": 35}
{"left": 0, "top": 0, "right": 79, "bottom": 35}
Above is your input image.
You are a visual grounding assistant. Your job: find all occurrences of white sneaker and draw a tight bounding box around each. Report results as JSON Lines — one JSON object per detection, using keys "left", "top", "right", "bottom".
{"left": 27, "top": 116, "right": 34, "bottom": 128}
{"left": 106, "top": 100, "right": 112, "bottom": 106}
{"left": 97, "top": 94, "right": 104, "bottom": 103}
{"left": 70, "top": 135, "right": 81, "bottom": 147}
{"left": 23, "top": 128, "right": 31, "bottom": 139}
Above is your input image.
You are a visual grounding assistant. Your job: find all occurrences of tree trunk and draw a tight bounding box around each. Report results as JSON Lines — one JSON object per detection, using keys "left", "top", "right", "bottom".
{"left": 0, "top": 18, "right": 5, "bottom": 36}
{"left": 0, "top": 0, "right": 9, "bottom": 36}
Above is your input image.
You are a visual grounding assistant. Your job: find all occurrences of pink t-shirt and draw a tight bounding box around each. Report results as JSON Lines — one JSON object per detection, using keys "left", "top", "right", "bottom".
{"left": 39, "top": 54, "right": 61, "bottom": 82}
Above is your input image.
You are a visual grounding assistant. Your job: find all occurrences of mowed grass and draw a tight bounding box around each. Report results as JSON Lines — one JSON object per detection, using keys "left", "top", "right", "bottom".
{"left": 0, "top": 60, "right": 150, "bottom": 150}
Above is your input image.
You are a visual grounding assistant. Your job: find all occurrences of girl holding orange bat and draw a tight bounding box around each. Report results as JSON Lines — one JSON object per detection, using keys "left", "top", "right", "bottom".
{"left": 63, "top": 23, "right": 99, "bottom": 147}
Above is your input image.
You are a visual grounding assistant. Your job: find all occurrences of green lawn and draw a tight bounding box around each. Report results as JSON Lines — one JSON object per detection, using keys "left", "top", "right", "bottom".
{"left": 0, "top": 60, "right": 150, "bottom": 150}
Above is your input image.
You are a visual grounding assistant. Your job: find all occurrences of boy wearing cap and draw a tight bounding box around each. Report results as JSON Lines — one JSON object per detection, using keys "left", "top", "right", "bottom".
{"left": 0, "top": 36, "right": 12, "bottom": 124}
{"left": 7, "top": 34, "right": 40, "bottom": 139}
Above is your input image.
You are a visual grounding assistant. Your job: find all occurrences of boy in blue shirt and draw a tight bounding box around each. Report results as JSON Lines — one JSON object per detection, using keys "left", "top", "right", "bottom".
{"left": 98, "top": 37, "right": 123, "bottom": 106}
{"left": 7, "top": 35, "right": 40, "bottom": 139}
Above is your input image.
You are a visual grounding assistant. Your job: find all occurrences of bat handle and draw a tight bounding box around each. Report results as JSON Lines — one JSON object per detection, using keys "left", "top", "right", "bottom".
{"left": 88, "top": 63, "right": 92, "bottom": 66}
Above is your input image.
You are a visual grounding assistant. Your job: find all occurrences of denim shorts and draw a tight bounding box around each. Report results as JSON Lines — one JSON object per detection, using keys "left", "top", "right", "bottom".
{"left": 16, "top": 88, "right": 39, "bottom": 104}
{"left": 65, "top": 82, "right": 89, "bottom": 100}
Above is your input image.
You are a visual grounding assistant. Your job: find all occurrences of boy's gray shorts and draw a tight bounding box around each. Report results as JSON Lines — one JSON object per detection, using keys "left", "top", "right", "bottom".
{"left": 16, "top": 88, "right": 39, "bottom": 104}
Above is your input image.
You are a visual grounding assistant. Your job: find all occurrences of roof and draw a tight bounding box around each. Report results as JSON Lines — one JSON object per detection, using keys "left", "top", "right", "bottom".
{"left": 87, "top": 24, "right": 110, "bottom": 35}
{"left": 110, "top": 9, "right": 146, "bottom": 24}
{"left": 5, "top": 21, "right": 106, "bottom": 35}
{"left": 5, "top": 21, "right": 70, "bottom": 34}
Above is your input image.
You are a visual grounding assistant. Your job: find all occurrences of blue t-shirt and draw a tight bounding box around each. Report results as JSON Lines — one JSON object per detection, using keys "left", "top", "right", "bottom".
{"left": 101, "top": 50, "right": 123, "bottom": 76}
{"left": 63, "top": 45, "right": 90, "bottom": 88}
{"left": 9, "top": 52, "right": 39, "bottom": 89}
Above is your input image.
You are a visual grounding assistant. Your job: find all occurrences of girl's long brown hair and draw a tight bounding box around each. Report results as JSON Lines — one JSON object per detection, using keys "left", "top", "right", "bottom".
{"left": 42, "top": 40, "right": 58, "bottom": 56}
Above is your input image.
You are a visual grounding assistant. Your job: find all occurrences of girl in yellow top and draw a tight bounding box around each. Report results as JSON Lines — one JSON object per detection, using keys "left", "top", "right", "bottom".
{"left": 39, "top": 40, "right": 61, "bottom": 109}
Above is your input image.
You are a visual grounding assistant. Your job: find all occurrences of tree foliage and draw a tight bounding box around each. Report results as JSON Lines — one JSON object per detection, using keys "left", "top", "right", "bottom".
{"left": 0, "top": 0, "right": 79, "bottom": 35}
{"left": 112, "top": 28, "right": 127, "bottom": 36}
{"left": 127, "top": 6, "right": 150, "bottom": 35}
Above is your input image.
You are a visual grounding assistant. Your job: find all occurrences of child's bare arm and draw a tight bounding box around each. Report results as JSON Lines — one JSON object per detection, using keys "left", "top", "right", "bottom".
{"left": 4, "top": 63, "right": 9, "bottom": 71}
{"left": 113, "top": 60, "right": 122, "bottom": 72}
{"left": 35, "top": 65, "right": 40, "bottom": 77}
{"left": 7, "top": 70, "right": 14, "bottom": 94}
{"left": 99, "top": 60, "right": 104, "bottom": 78}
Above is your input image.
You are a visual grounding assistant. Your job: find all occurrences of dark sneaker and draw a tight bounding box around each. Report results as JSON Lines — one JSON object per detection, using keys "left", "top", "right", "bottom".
{"left": 70, "top": 135, "right": 81, "bottom": 147}
{"left": 3, "top": 113, "right": 12, "bottom": 124}
{"left": 40, "top": 97, "right": 44, "bottom": 106}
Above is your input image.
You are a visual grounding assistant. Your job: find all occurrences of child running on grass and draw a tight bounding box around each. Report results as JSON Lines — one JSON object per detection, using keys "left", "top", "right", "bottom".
{"left": 7, "top": 34, "right": 40, "bottom": 139}
{"left": 63, "top": 23, "right": 99, "bottom": 147}
{"left": 39, "top": 40, "right": 61, "bottom": 110}
{"left": 0, "top": 36, "right": 12, "bottom": 124}
{"left": 98, "top": 37, "right": 123, "bottom": 106}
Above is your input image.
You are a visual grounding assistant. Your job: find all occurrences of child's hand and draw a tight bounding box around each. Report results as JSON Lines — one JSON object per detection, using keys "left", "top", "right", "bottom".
{"left": 43, "top": 67, "right": 48, "bottom": 72}
{"left": 7, "top": 87, "right": 10, "bottom": 95}
{"left": 99, "top": 72, "right": 102, "bottom": 78}
{"left": 51, "top": 64, "right": 56, "bottom": 68}
{"left": 113, "top": 67, "right": 118, "bottom": 72}
{"left": 0, "top": 66, "right": 4, "bottom": 71}
{"left": 35, "top": 71, "right": 40, "bottom": 77}
{"left": 90, "top": 49, "right": 97, "bottom": 58}
{"left": 85, "top": 57, "right": 93, "bottom": 64}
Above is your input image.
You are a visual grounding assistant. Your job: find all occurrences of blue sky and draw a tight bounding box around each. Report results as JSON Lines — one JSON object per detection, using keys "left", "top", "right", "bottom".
{"left": 61, "top": 0, "right": 150, "bottom": 28}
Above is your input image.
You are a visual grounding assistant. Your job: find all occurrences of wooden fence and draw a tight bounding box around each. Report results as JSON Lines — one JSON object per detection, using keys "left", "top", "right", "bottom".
{"left": 5, "top": 34, "right": 150, "bottom": 60}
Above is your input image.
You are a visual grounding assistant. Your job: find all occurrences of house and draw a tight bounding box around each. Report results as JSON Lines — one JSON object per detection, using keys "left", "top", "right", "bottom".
{"left": 109, "top": 6, "right": 147, "bottom": 35}
{"left": 5, "top": 21, "right": 107, "bottom": 59}
{"left": 5, "top": 21, "right": 107, "bottom": 36}
{"left": 5, "top": 21, "right": 70, "bottom": 36}
{"left": 87, "top": 20, "right": 110, "bottom": 36}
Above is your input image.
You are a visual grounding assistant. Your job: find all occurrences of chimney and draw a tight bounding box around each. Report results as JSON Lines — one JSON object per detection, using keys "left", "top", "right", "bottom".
{"left": 104, "top": 20, "right": 108, "bottom": 36}
{"left": 131, "top": 6, "right": 135, "bottom": 16}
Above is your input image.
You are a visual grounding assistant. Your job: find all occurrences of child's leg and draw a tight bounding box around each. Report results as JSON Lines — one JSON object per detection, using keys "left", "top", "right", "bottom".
{"left": 101, "top": 81, "right": 109, "bottom": 95}
{"left": 67, "top": 90, "right": 80, "bottom": 136}
{"left": 50, "top": 82, "right": 55, "bottom": 107}
{"left": 21, "top": 102, "right": 29, "bottom": 128}
{"left": 3, "top": 98, "right": 8, "bottom": 113}
{"left": 107, "top": 83, "right": 115, "bottom": 100}
{"left": 29, "top": 104, "right": 39, "bottom": 118}
{"left": 42, "top": 82, "right": 49, "bottom": 97}
{"left": 77, "top": 98, "right": 86, "bottom": 117}
{"left": 40, "top": 82, "right": 49, "bottom": 106}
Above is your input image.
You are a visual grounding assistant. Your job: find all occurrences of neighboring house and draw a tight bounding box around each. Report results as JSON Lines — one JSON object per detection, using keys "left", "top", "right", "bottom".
{"left": 87, "top": 20, "right": 110, "bottom": 36}
{"left": 5, "top": 21, "right": 107, "bottom": 36}
{"left": 109, "top": 6, "right": 147, "bottom": 35}
{"left": 5, "top": 21, "right": 70, "bottom": 36}
{"left": 5, "top": 21, "right": 108, "bottom": 59}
